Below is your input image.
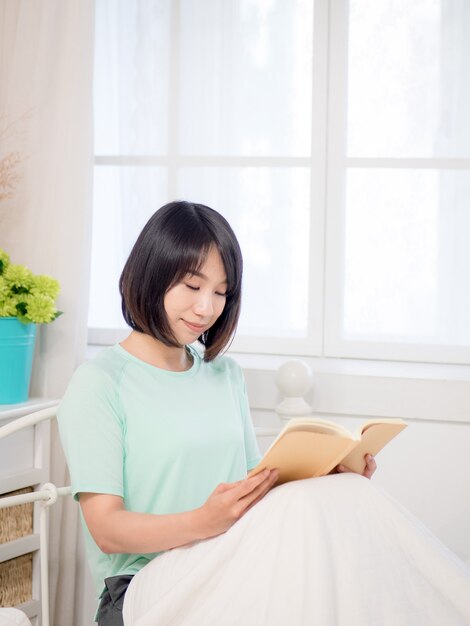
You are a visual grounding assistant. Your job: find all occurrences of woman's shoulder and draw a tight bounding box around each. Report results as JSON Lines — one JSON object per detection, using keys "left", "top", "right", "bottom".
{"left": 58, "top": 346, "right": 130, "bottom": 426}
{"left": 199, "top": 349, "right": 244, "bottom": 381}
{"left": 65, "top": 345, "right": 129, "bottom": 391}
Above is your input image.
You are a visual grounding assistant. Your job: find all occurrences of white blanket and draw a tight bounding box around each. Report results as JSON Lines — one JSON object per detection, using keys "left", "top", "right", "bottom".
{"left": 123, "top": 473, "right": 470, "bottom": 626}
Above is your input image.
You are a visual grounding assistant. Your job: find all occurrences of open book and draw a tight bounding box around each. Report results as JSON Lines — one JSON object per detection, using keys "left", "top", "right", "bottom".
{"left": 249, "top": 417, "right": 407, "bottom": 484}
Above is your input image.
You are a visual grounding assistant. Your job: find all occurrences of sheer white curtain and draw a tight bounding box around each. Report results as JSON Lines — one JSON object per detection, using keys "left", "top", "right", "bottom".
{"left": 0, "top": 1, "right": 94, "bottom": 624}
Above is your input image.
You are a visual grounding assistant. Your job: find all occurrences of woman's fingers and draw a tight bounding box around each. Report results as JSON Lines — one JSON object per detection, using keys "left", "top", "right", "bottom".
{"left": 244, "top": 470, "right": 279, "bottom": 513}
{"left": 235, "top": 469, "right": 273, "bottom": 499}
{"left": 215, "top": 469, "right": 273, "bottom": 498}
{"left": 241, "top": 469, "right": 279, "bottom": 502}
{"left": 221, "top": 470, "right": 279, "bottom": 525}
{"left": 200, "top": 470, "right": 278, "bottom": 538}
{"left": 363, "top": 454, "right": 377, "bottom": 479}
{"left": 230, "top": 469, "right": 279, "bottom": 517}
{"left": 335, "top": 454, "right": 377, "bottom": 480}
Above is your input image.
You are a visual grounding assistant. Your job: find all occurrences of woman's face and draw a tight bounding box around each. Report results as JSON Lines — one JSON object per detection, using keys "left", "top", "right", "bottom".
{"left": 163, "top": 246, "right": 228, "bottom": 345}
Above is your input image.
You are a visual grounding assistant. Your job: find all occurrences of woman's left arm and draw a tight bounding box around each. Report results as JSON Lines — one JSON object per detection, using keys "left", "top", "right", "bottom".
{"left": 335, "top": 454, "right": 377, "bottom": 479}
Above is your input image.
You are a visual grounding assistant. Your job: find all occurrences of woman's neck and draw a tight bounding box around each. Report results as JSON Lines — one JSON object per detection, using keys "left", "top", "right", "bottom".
{"left": 119, "top": 331, "right": 192, "bottom": 372}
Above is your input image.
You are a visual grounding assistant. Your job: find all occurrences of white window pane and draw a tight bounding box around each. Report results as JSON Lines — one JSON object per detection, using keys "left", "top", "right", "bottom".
{"left": 94, "top": 0, "right": 170, "bottom": 155}
{"left": 344, "top": 169, "right": 470, "bottom": 345}
{"left": 89, "top": 166, "right": 168, "bottom": 329}
{"left": 348, "top": 0, "right": 470, "bottom": 157}
{"left": 178, "top": 167, "right": 310, "bottom": 337}
{"left": 179, "top": 0, "right": 313, "bottom": 157}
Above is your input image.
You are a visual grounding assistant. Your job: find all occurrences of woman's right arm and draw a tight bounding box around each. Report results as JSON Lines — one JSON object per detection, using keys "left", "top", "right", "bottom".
{"left": 79, "top": 468, "right": 278, "bottom": 554}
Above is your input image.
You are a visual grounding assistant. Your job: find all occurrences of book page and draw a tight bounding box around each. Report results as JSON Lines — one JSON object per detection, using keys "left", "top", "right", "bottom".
{"left": 252, "top": 430, "right": 357, "bottom": 484}
{"left": 260, "top": 418, "right": 353, "bottom": 461}
{"left": 341, "top": 421, "right": 407, "bottom": 474}
{"left": 290, "top": 418, "right": 352, "bottom": 437}
{"left": 355, "top": 417, "right": 407, "bottom": 438}
{"left": 281, "top": 417, "right": 353, "bottom": 439}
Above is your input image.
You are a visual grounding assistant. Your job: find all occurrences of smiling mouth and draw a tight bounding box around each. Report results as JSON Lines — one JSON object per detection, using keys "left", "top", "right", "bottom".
{"left": 183, "top": 320, "right": 207, "bottom": 333}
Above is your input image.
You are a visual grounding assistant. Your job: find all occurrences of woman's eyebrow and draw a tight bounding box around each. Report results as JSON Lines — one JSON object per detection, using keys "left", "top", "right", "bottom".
{"left": 188, "top": 270, "right": 227, "bottom": 284}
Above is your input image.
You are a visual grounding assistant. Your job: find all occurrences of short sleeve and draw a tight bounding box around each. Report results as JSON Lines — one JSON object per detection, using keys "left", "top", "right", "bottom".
{"left": 57, "top": 362, "right": 126, "bottom": 501}
{"left": 239, "top": 376, "right": 262, "bottom": 471}
{"left": 225, "top": 358, "right": 262, "bottom": 471}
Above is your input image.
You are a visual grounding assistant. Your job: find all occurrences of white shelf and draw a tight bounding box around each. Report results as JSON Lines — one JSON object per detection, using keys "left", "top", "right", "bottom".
{"left": 0, "top": 398, "right": 56, "bottom": 624}
{"left": 0, "top": 468, "right": 48, "bottom": 494}
{"left": 0, "top": 534, "right": 40, "bottom": 564}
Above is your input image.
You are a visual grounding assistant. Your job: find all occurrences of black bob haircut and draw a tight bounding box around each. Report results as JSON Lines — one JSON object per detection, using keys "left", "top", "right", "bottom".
{"left": 119, "top": 200, "right": 243, "bottom": 362}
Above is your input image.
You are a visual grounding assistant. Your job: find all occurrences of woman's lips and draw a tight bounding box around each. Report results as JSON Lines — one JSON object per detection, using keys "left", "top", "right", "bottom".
{"left": 183, "top": 320, "right": 206, "bottom": 333}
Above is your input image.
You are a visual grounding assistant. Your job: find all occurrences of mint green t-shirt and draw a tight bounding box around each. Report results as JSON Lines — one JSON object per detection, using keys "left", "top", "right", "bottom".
{"left": 57, "top": 343, "right": 261, "bottom": 600}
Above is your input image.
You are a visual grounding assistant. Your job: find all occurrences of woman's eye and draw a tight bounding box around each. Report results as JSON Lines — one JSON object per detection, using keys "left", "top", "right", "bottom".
{"left": 215, "top": 291, "right": 227, "bottom": 297}
{"left": 185, "top": 284, "right": 199, "bottom": 291}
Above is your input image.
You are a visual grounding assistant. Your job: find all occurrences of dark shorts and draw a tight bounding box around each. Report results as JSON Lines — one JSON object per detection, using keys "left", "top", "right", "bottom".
{"left": 96, "top": 575, "right": 134, "bottom": 626}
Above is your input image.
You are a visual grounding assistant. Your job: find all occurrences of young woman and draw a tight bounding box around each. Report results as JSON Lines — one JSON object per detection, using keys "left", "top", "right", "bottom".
{"left": 58, "top": 201, "right": 470, "bottom": 626}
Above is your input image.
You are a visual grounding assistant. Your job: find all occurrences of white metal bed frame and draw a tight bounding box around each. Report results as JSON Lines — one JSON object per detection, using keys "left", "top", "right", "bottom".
{"left": 0, "top": 407, "right": 71, "bottom": 626}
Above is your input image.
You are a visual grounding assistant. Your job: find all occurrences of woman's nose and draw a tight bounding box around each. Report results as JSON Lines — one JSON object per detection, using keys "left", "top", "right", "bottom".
{"left": 194, "top": 291, "right": 214, "bottom": 317}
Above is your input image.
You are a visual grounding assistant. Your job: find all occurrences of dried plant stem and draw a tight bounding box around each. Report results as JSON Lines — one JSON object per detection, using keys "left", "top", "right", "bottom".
{"left": 0, "top": 110, "right": 31, "bottom": 203}
{"left": 0, "top": 152, "right": 22, "bottom": 201}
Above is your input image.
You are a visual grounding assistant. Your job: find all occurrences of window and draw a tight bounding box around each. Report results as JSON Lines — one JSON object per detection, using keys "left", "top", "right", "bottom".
{"left": 90, "top": 0, "right": 470, "bottom": 364}
{"left": 324, "top": 0, "right": 470, "bottom": 363}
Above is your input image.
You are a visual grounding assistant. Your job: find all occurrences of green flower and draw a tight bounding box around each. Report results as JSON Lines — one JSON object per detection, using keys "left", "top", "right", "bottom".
{"left": 31, "top": 274, "right": 60, "bottom": 300}
{"left": 0, "top": 297, "right": 18, "bottom": 317}
{"left": 25, "top": 293, "right": 57, "bottom": 324}
{"left": 0, "top": 249, "right": 10, "bottom": 275}
{"left": 0, "top": 250, "right": 61, "bottom": 323}
{"left": 0, "top": 276, "right": 10, "bottom": 301}
{"left": 4, "top": 264, "right": 33, "bottom": 293}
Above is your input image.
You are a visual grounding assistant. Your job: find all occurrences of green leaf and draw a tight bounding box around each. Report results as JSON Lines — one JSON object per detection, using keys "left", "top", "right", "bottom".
{"left": 16, "top": 301, "right": 28, "bottom": 316}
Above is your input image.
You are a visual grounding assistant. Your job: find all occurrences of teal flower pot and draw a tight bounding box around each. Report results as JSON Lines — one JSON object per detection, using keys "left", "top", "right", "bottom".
{"left": 0, "top": 318, "right": 37, "bottom": 404}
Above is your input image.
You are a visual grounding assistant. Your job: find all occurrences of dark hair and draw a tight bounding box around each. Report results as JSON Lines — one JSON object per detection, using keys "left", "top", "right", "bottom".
{"left": 119, "top": 200, "right": 243, "bottom": 361}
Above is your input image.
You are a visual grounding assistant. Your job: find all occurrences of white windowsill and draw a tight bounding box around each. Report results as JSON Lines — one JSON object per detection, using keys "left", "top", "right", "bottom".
{"left": 86, "top": 343, "right": 470, "bottom": 382}
{"left": 227, "top": 350, "right": 470, "bottom": 380}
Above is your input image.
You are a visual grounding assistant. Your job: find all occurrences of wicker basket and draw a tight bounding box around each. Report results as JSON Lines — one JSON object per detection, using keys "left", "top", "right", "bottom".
{"left": 0, "top": 553, "right": 33, "bottom": 606}
{"left": 0, "top": 487, "right": 34, "bottom": 544}
{"left": 0, "top": 487, "right": 35, "bottom": 606}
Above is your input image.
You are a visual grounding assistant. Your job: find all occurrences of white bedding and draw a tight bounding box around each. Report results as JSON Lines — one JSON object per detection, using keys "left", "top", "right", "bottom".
{"left": 123, "top": 473, "right": 470, "bottom": 626}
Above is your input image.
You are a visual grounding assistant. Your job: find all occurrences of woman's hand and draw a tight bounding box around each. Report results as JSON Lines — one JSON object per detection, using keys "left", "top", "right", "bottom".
{"left": 334, "top": 454, "right": 377, "bottom": 480}
{"left": 196, "top": 468, "right": 279, "bottom": 539}
{"left": 79, "top": 469, "right": 278, "bottom": 554}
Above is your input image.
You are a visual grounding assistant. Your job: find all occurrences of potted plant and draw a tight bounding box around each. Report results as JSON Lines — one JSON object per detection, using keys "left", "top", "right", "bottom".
{"left": 0, "top": 248, "right": 61, "bottom": 404}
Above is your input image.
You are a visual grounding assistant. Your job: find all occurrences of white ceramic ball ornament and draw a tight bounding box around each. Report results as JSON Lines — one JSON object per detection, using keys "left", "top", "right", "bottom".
{"left": 275, "top": 360, "right": 314, "bottom": 423}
